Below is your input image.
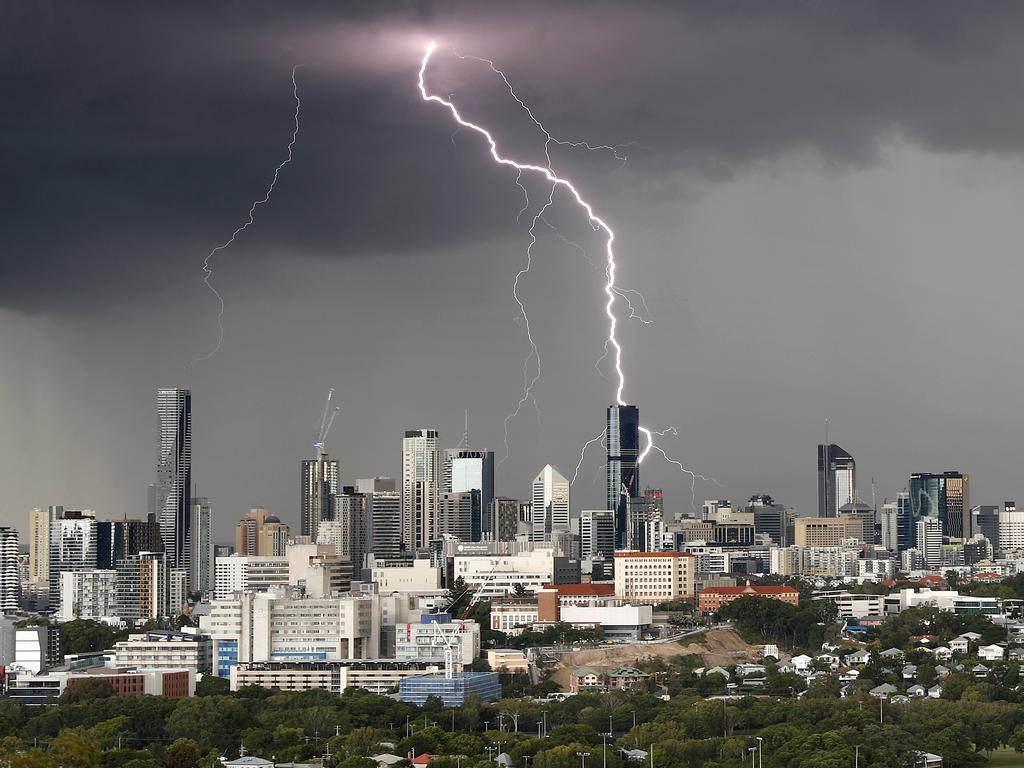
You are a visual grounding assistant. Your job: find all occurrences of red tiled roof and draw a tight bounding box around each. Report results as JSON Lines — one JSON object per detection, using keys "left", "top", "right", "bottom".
{"left": 701, "top": 585, "right": 799, "bottom": 595}
{"left": 412, "top": 755, "right": 432, "bottom": 765}
{"left": 918, "top": 575, "right": 945, "bottom": 585}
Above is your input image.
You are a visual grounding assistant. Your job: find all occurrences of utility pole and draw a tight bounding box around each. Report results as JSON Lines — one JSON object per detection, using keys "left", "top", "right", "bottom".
{"left": 576, "top": 751, "right": 590, "bottom": 768}
{"left": 756, "top": 737, "right": 763, "bottom": 768}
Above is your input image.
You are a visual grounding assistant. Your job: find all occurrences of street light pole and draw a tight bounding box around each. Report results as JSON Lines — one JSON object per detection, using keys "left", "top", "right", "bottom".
{"left": 576, "top": 751, "right": 591, "bottom": 768}
{"left": 756, "top": 736, "right": 763, "bottom": 768}
{"left": 748, "top": 747, "right": 756, "bottom": 768}
{"left": 855, "top": 744, "right": 860, "bottom": 768}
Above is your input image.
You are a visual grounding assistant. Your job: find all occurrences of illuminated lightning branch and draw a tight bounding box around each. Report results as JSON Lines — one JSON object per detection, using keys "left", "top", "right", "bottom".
{"left": 187, "top": 65, "right": 302, "bottom": 368}
{"left": 639, "top": 425, "right": 723, "bottom": 512}
{"left": 419, "top": 42, "right": 628, "bottom": 408}
{"left": 571, "top": 428, "right": 607, "bottom": 486}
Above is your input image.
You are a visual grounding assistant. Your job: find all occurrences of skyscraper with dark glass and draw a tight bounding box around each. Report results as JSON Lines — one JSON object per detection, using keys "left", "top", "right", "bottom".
{"left": 910, "top": 471, "right": 970, "bottom": 539}
{"left": 156, "top": 388, "right": 191, "bottom": 574}
{"left": 607, "top": 404, "right": 640, "bottom": 548}
{"left": 817, "top": 443, "right": 856, "bottom": 517}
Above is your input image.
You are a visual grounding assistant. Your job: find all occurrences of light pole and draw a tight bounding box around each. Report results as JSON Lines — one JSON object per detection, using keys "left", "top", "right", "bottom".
{"left": 576, "top": 751, "right": 591, "bottom": 768}
{"left": 854, "top": 744, "right": 860, "bottom": 768}
{"left": 631, "top": 711, "right": 636, "bottom": 730}
{"left": 756, "top": 736, "right": 763, "bottom": 768}
{"left": 748, "top": 747, "right": 756, "bottom": 768}
{"left": 524, "top": 756, "right": 531, "bottom": 768}
{"left": 602, "top": 732, "right": 608, "bottom": 768}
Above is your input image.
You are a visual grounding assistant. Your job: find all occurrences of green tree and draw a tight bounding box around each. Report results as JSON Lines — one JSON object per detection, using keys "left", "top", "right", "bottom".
{"left": 194, "top": 676, "right": 230, "bottom": 697}
{"left": 61, "top": 679, "right": 116, "bottom": 704}
{"left": 60, "top": 620, "right": 118, "bottom": 656}
{"left": 50, "top": 728, "right": 101, "bottom": 768}
{"left": 164, "top": 739, "right": 202, "bottom": 768}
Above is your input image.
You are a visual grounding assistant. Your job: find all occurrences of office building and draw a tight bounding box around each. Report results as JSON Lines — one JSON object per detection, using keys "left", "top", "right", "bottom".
{"left": 613, "top": 551, "right": 695, "bottom": 603}
{"left": 750, "top": 495, "right": 789, "bottom": 547}
{"left": 214, "top": 554, "right": 290, "bottom": 598}
{"left": 368, "top": 490, "right": 403, "bottom": 559}
{"left": 445, "top": 449, "right": 494, "bottom": 540}
{"left": 531, "top": 464, "right": 570, "bottom": 542}
{"left": 190, "top": 497, "right": 213, "bottom": 595}
{"left": 113, "top": 630, "right": 212, "bottom": 674}
{"left": 402, "top": 430, "right": 442, "bottom": 550}
{"left": 48, "top": 511, "right": 97, "bottom": 609}
{"left": 578, "top": 510, "right": 616, "bottom": 562}
{"left": 28, "top": 506, "right": 60, "bottom": 585}
{"left": 817, "top": 443, "right": 856, "bottom": 517}
{"left": 607, "top": 405, "right": 640, "bottom": 546}
{"left": 229, "top": 658, "right": 443, "bottom": 695}
{"left": 437, "top": 491, "right": 477, "bottom": 543}
{"left": 157, "top": 388, "right": 192, "bottom": 575}
{"left": 489, "top": 497, "right": 520, "bottom": 542}
{"left": 453, "top": 548, "right": 580, "bottom": 597}
{"left": 838, "top": 501, "right": 875, "bottom": 544}
{"left": 301, "top": 453, "right": 340, "bottom": 540}
{"left": 0, "top": 527, "right": 19, "bottom": 613}
{"left": 96, "top": 518, "right": 163, "bottom": 571}
{"left": 794, "top": 517, "right": 860, "bottom": 548}
{"left": 698, "top": 584, "right": 800, "bottom": 613}
{"left": 972, "top": 505, "right": 1001, "bottom": 550}
{"left": 321, "top": 487, "right": 369, "bottom": 571}
{"left": 234, "top": 508, "right": 289, "bottom": 557}
{"left": 910, "top": 471, "right": 970, "bottom": 539}
{"left": 394, "top": 616, "right": 480, "bottom": 666}
{"left": 999, "top": 502, "right": 1024, "bottom": 551}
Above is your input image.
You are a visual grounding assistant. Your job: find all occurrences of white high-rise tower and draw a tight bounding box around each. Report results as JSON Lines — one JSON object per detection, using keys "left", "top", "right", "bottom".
{"left": 531, "top": 464, "right": 570, "bottom": 542}
{"left": 402, "top": 429, "right": 441, "bottom": 550}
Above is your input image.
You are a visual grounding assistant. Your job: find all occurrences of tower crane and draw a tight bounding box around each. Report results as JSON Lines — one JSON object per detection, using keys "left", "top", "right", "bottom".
{"left": 313, "top": 388, "right": 340, "bottom": 456}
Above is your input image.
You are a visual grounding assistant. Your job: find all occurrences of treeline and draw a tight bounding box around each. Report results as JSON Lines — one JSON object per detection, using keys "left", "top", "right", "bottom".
{"left": 718, "top": 596, "right": 838, "bottom": 651}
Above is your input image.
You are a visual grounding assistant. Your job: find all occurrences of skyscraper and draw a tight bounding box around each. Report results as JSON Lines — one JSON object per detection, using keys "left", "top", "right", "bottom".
{"left": 402, "top": 429, "right": 441, "bottom": 550}
{"left": 438, "top": 491, "right": 477, "bottom": 542}
{"left": 357, "top": 478, "right": 402, "bottom": 559}
{"left": 909, "top": 471, "right": 970, "bottom": 539}
{"left": 817, "top": 443, "right": 855, "bottom": 517}
{"left": 157, "top": 388, "right": 192, "bottom": 574}
{"left": 445, "top": 449, "right": 495, "bottom": 540}
{"left": 750, "top": 494, "right": 789, "bottom": 546}
{"left": 28, "top": 506, "right": 61, "bottom": 587}
{"left": 972, "top": 504, "right": 1001, "bottom": 550}
{"left": 607, "top": 405, "right": 640, "bottom": 546}
{"left": 915, "top": 516, "right": 943, "bottom": 568}
{"left": 189, "top": 497, "right": 213, "bottom": 595}
{"left": 329, "top": 487, "right": 370, "bottom": 570}
{"left": 531, "top": 464, "right": 570, "bottom": 541}
{"left": 0, "top": 527, "right": 20, "bottom": 613}
{"left": 577, "top": 510, "right": 615, "bottom": 561}
{"left": 301, "top": 455, "right": 340, "bottom": 539}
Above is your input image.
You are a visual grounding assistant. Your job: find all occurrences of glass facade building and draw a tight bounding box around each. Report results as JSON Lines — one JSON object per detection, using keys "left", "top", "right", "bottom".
{"left": 607, "top": 404, "right": 640, "bottom": 547}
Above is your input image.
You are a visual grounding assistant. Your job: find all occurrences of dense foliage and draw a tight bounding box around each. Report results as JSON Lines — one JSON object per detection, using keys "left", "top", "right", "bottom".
{"left": 718, "top": 596, "right": 838, "bottom": 650}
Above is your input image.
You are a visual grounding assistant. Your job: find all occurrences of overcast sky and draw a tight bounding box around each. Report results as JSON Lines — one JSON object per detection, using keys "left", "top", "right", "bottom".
{"left": 4, "top": 1, "right": 1024, "bottom": 541}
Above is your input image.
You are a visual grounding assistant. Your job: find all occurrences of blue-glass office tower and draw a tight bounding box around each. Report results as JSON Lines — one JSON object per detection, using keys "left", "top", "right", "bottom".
{"left": 607, "top": 405, "right": 640, "bottom": 548}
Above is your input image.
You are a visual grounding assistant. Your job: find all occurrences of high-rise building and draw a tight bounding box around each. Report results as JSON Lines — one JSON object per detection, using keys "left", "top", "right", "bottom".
{"left": 189, "top": 497, "right": 213, "bottom": 595}
{"left": 915, "top": 516, "right": 943, "bottom": 568}
{"left": 48, "top": 511, "right": 98, "bottom": 609}
{"left": 607, "top": 405, "right": 640, "bottom": 546}
{"left": 437, "top": 491, "right": 477, "bottom": 542}
{"left": 531, "top": 465, "right": 570, "bottom": 542}
{"left": 28, "top": 507, "right": 60, "bottom": 585}
{"left": 402, "top": 430, "right": 441, "bottom": 550}
{"left": 445, "top": 449, "right": 495, "bottom": 541}
{"left": 817, "top": 443, "right": 856, "bottom": 517}
{"left": 577, "top": 510, "right": 615, "bottom": 562}
{"left": 301, "top": 454, "right": 340, "bottom": 539}
{"left": 157, "top": 388, "right": 192, "bottom": 575}
{"left": 972, "top": 505, "right": 1001, "bottom": 550}
{"left": 489, "top": 497, "right": 520, "bottom": 542}
{"left": 998, "top": 502, "right": 1024, "bottom": 552}
{"left": 96, "top": 518, "right": 163, "bottom": 571}
{"left": 750, "top": 495, "right": 789, "bottom": 547}
{"left": 702, "top": 500, "right": 731, "bottom": 522}
{"left": 327, "top": 487, "right": 369, "bottom": 570}
{"left": 0, "top": 527, "right": 20, "bottom": 613}
{"left": 909, "top": 471, "right": 970, "bottom": 539}
{"left": 879, "top": 501, "right": 899, "bottom": 552}
{"left": 357, "top": 478, "right": 402, "bottom": 559}
{"left": 234, "top": 507, "right": 289, "bottom": 557}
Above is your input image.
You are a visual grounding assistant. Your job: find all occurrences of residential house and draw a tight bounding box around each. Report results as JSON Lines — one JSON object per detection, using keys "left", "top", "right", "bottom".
{"left": 607, "top": 667, "right": 650, "bottom": 691}
{"left": 570, "top": 666, "right": 603, "bottom": 692}
{"left": 978, "top": 644, "right": 1005, "bottom": 661}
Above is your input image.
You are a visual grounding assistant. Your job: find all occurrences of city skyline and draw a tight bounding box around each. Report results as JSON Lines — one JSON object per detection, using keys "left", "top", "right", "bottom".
{"left": 6, "top": 3, "right": 1024, "bottom": 538}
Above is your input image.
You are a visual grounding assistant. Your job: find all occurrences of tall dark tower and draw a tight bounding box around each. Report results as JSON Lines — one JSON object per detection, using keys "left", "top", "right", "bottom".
{"left": 156, "top": 388, "right": 192, "bottom": 573}
{"left": 607, "top": 404, "right": 640, "bottom": 548}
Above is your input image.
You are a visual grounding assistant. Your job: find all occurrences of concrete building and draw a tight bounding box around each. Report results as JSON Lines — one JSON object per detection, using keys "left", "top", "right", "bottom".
{"left": 113, "top": 630, "right": 212, "bottom": 674}
{"left": 394, "top": 615, "right": 479, "bottom": 666}
{"left": 189, "top": 497, "right": 213, "bottom": 595}
{"left": 201, "top": 590, "right": 380, "bottom": 677}
{"left": 437, "top": 491, "right": 477, "bottom": 543}
{"left": 368, "top": 556, "right": 442, "bottom": 592}
{"left": 301, "top": 453, "right": 340, "bottom": 541}
{"left": 229, "top": 658, "right": 442, "bottom": 695}
{"left": 613, "top": 551, "right": 695, "bottom": 603}
{"left": 794, "top": 517, "right": 860, "bottom": 548}
{"left": 916, "top": 517, "right": 943, "bottom": 568}
{"left": 453, "top": 548, "right": 580, "bottom": 597}
{"left": 48, "top": 511, "right": 97, "bottom": 609}
{"left": 329, "top": 488, "right": 370, "bottom": 571}
{"left": 489, "top": 601, "right": 539, "bottom": 636}
{"left": 214, "top": 554, "right": 290, "bottom": 598}
{"left": 489, "top": 497, "right": 521, "bottom": 542}
{"left": 59, "top": 569, "right": 117, "bottom": 621}
{"left": 235, "top": 507, "right": 288, "bottom": 557}
{"left": 999, "top": 503, "right": 1024, "bottom": 551}
{"left": 559, "top": 604, "right": 653, "bottom": 640}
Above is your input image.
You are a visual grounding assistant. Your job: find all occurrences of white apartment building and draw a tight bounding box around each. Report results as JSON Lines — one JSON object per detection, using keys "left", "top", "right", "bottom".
{"left": 1000, "top": 507, "right": 1024, "bottom": 551}
{"left": 230, "top": 659, "right": 442, "bottom": 695}
{"left": 0, "top": 527, "right": 20, "bottom": 613}
{"left": 214, "top": 554, "right": 289, "bottom": 598}
{"left": 58, "top": 570, "right": 118, "bottom": 621}
{"left": 113, "top": 631, "right": 213, "bottom": 674}
{"left": 452, "top": 547, "right": 579, "bottom": 597}
{"left": 797, "top": 546, "right": 860, "bottom": 576}
{"left": 200, "top": 589, "right": 379, "bottom": 677}
{"left": 814, "top": 591, "right": 885, "bottom": 619}
{"left": 393, "top": 618, "right": 479, "bottom": 666}
{"left": 613, "top": 551, "right": 695, "bottom": 603}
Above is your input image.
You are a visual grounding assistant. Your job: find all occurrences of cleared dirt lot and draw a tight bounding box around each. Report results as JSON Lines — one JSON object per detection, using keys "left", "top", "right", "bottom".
{"left": 549, "top": 628, "right": 764, "bottom": 689}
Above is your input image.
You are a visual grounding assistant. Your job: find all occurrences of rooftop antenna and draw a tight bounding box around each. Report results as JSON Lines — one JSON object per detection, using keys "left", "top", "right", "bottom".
{"left": 457, "top": 409, "right": 470, "bottom": 450}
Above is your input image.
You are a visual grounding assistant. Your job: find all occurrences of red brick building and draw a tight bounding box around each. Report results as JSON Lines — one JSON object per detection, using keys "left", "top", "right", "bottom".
{"left": 698, "top": 583, "right": 800, "bottom": 613}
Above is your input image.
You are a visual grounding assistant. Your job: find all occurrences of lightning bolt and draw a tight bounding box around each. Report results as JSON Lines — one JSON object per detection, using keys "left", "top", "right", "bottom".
{"left": 420, "top": 42, "right": 716, "bottom": 500}
{"left": 187, "top": 64, "right": 302, "bottom": 368}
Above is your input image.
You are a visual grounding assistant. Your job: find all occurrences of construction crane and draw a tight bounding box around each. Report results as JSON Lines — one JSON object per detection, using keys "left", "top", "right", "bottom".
{"left": 313, "top": 388, "right": 340, "bottom": 456}
{"left": 431, "top": 618, "right": 464, "bottom": 679}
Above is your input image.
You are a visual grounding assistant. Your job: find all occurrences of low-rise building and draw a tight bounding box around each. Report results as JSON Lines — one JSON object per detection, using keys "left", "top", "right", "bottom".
{"left": 698, "top": 583, "right": 799, "bottom": 613}
{"left": 607, "top": 667, "right": 650, "bottom": 691}
{"left": 394, "top": 615, "right": 479, "bottom": 667}
{"left": 113, "top": 630, "right": 212, "bottom": 674}
{"left": 559, "top": 604, "right": 653, "bottom": 640}
{"left": 613, "top": 551, "right": 694, "bottom": 603}
{"left": 453, "top": 548, "right": 580, "bottom": 597}
{"left": 229, "top": 658, "right": 442, "bottom": 695}
{"left": 487, "top": 649, "right": 528, "bottom": 674}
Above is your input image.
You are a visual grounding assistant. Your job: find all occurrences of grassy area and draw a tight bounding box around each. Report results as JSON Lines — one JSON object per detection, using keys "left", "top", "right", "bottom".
{"left": 986, "top": 748, "right": 1024, "bottom": 767}
{"left": 677, "top": 631, "right": 707, "bottom": 647}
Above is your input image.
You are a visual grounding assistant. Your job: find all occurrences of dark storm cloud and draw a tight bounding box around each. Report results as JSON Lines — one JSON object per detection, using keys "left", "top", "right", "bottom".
{"left": 4, "top": 1, "right": 1024, "bottom": 313}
